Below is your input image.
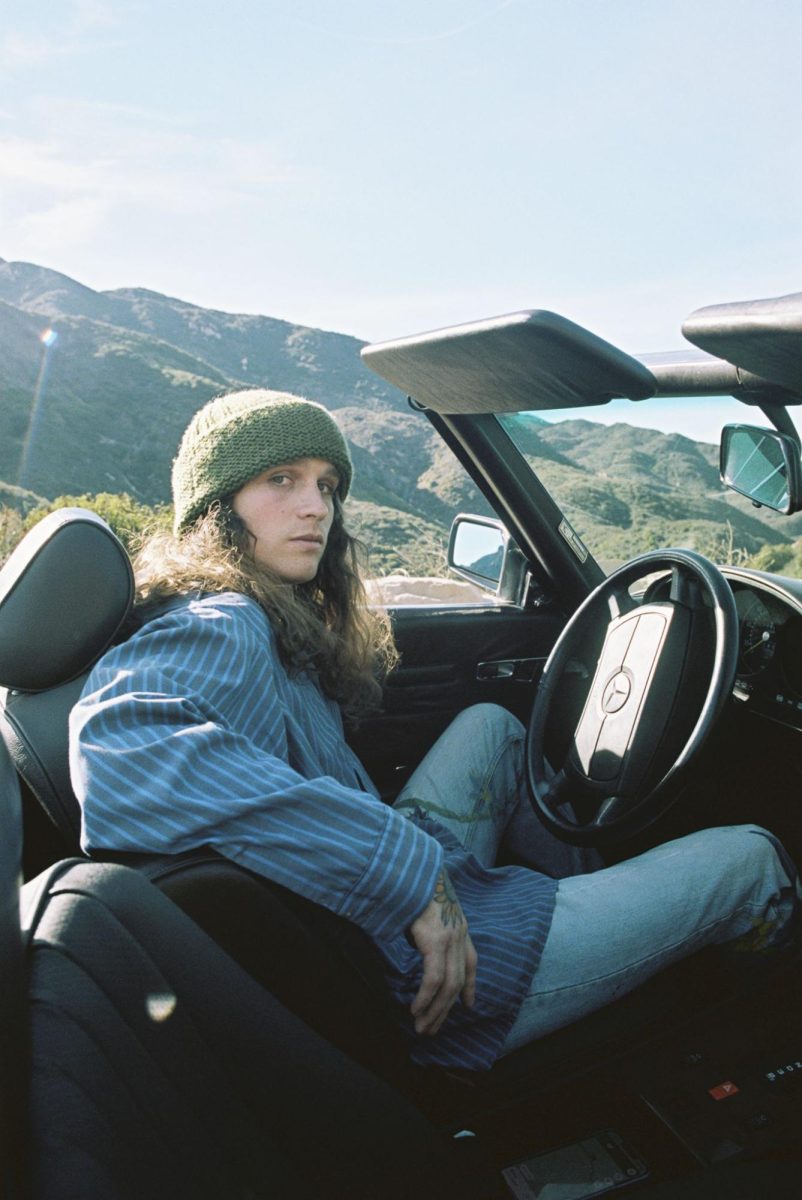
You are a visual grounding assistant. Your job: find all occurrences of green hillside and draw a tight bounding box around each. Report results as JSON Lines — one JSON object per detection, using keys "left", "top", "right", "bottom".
{"left": 527, "top": 418, "right": 802, "bottom": 567}
{"left": 1, "top": 256, "right": 801, "bottom": 579}
{"left": 0, "top": 258, "right": 487, "bottom": 572}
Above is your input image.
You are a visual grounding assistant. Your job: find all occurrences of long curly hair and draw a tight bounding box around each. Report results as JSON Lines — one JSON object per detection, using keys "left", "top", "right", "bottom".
{"left": 133, "top": 498, "right": 397, "bottom": 723}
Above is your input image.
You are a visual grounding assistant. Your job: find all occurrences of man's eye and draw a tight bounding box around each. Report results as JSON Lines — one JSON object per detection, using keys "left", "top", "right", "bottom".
{"left": 268, "top": 474, "right": 290, "bottom": 486}
{"left": 319, "top": 480, "right": 336, "bottom": 496}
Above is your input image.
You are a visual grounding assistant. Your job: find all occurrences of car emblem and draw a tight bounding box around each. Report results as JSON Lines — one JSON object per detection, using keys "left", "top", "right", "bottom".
{"left": 602, "top": 671, "right": 632, "bottom": 713}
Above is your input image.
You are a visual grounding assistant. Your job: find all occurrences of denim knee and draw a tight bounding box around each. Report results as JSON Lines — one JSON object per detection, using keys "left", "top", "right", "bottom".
{"left": 679, "top": 825, "right": 799, "bottom": 918}
{"left": 732, "top": 824, "right": 799, "bottom": 892}
{"left": 709, "top": 824, "right": 790, "bottom": 873}
{"left": 452, "top": 703, "right": 524, "bottom": 743}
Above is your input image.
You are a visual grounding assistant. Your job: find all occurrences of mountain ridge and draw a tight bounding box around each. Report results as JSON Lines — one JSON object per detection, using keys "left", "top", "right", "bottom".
{"left": 0, "top": 257, "right": 797, "bottom": 574}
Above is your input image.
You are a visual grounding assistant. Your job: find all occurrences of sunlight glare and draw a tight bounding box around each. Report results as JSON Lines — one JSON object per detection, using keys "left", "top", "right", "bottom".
{"left": 17, "top": 326, "right": 60, "bottom": 491}
{"left": 145, "top": 991, "right": 177, "bottom": 1023}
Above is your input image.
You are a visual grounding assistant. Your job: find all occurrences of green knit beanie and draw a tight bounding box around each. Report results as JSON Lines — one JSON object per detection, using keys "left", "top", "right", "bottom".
{"left": 172, "top": 389, "right": 353, "bottom": 534}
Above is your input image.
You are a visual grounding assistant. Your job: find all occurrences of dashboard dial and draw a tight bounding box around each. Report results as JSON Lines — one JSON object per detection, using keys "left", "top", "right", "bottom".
{"left": 735, "top": 592, "right": 777, "bottom": 678}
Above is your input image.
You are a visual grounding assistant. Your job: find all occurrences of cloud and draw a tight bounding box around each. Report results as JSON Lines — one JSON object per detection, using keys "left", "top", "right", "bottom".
{"left": 0, "top": 136, "right": 99, "bottom": 193}
{"left": 292, "top": 0, "right": 523, "bottom": 47}
{"left": 16, "top": 197, "right": 109, "bottom": 256}
{"left": 0, "top": 0, "right": 121, "bottom": 72}
{"left": 0, "top": 99, "right": 300, "bottom": 259}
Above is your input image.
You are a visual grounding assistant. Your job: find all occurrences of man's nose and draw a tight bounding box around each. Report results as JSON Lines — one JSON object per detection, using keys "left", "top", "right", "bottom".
{"left": 298, "top": 484, "right": 329, "bottom": 517}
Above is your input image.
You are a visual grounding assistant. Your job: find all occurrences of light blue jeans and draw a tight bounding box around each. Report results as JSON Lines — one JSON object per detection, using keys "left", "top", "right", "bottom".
{"left": 394, "top": 704, "right": 800, "bottom": 1054}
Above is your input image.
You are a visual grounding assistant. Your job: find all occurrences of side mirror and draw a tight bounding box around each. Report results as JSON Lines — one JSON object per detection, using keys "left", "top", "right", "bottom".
{"left": 720, "top": 424, "right": 802, "bottom": 514}
{"left": 448, "top": 515, "right": 508, "bottom": 593}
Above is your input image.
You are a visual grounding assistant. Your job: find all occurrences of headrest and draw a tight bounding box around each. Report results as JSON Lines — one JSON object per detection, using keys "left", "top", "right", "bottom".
{"left": 0, "top": 508, "right": 134, "bottom": 693}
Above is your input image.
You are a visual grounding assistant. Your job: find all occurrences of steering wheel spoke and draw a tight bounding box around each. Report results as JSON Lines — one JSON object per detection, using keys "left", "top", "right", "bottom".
{"left": 605, "top": 583, "right": 638, "bottom": 622}
{"left": 540, "top": 767, "right": 574, "bottom": 815}
{"left": 527, "top": 549, "right": 738, "bottom": 845}
{"left": 595, "top": 794, "right": 632, "bottom": 827}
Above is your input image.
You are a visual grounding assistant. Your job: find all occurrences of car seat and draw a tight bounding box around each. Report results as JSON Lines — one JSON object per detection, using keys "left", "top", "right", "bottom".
{"left": 0, "top": 735, "right": 493, "bottom": 1199}
{"left": 25, "top": 862, "right": 503, "bottom": 1199}
{"left": 0, "top": 508, "right": 423, "bottom": 1099}
{"left": 0, "top": 728, "right": 26, "bottom": 1197}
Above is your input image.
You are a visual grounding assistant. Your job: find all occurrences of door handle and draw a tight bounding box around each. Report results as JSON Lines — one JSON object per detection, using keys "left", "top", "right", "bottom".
{"left": 476, "top": 658, "right": 544, "bottom": 683}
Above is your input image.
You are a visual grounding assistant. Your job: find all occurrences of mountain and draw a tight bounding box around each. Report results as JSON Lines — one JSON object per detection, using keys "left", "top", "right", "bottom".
{"left": 521, "top": 417, "right": 802, "bottom": 563}
{"left": 0, "top": 258, "right": 413, "bottom": 502}
{"left": 0, "top": 260, "right": 404, "bottom": 413}
{"left": 0, "top": 258, "right": 466, "bottom": 572}
{"left": 0, "top": 257, "right": 798, "bottom": 576}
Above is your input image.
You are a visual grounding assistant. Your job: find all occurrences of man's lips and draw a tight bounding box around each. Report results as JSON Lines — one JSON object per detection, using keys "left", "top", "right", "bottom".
{"left": 291, "top": 533, "right": 324, "bottom": 545}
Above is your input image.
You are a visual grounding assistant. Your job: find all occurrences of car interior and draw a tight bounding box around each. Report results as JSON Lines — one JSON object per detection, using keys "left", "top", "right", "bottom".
{"left": 2, "top": 291, "right": 802, "bottom": 1197}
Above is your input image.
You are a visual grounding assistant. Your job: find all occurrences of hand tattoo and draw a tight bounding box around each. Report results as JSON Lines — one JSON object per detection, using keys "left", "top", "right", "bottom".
{"left": 433, "top": 870, "right": 463, "bottom": 929}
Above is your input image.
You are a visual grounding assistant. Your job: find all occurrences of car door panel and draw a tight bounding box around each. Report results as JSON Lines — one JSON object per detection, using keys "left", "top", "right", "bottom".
{"left": 349, "top": 604, "right": 564, "bottom": 801}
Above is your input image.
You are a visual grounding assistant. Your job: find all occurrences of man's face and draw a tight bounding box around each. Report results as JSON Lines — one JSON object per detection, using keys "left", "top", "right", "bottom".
{"left": 231, "top": 456, "right": 339, "bottom": 583}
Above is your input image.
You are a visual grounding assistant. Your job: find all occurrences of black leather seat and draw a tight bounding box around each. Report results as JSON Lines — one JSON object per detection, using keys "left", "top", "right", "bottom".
{"left": 0, "top": 739, "right": 26, "bottom": 1197}
{"left": 0, "top": 566, "right": 491, "bottom": 1196}
{"left": 0, "top": 734, "right": 489, "bottom": 1198}
{"left": 0, "top": 509, "right": 420, "bottom": 1098}
{"left": 22, "top": 856, "right": 493, "bottom": 1200}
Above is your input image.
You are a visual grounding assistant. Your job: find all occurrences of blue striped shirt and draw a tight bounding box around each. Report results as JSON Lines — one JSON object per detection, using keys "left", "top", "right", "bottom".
{"left": 69, "top": 592, "right": 557, "bottom": 1069}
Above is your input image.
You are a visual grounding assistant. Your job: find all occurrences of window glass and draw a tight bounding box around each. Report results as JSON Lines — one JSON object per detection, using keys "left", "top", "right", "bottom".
{"left": 342, "top": 415, "right": 501, "bottom": 607}
{"left": 497, "top": 397, "right": 802, "bottom": 577}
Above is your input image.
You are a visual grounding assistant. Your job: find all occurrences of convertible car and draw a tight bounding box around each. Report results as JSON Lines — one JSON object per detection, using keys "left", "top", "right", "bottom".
{"left": 1, "top": 291, "right": 801, "bottom": 1197}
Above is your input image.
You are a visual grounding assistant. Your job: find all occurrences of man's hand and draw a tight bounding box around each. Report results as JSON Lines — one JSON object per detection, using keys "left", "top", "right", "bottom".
{"left": 409, "top": 869, "right": 478, "bottom": 1036}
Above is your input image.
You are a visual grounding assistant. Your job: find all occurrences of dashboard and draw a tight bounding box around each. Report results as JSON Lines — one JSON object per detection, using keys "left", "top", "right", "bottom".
{"left": 724, "top": 569, "right": 802, "bottom": 733}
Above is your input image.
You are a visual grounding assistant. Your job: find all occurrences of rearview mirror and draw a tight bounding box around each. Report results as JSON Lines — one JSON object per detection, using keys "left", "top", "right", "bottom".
{"left": 720, "top": 424, "right": 802, "bottom": 514}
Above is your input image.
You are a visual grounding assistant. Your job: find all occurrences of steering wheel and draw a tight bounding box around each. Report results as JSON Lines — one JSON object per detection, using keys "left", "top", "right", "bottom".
{"left": 526, "top": 549, "right": 739, "bottom": 846}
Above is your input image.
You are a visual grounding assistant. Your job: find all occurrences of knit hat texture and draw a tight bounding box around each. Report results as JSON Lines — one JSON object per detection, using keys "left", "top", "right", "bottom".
{"left": 172, "top": 389, "right": 353, "bottom": 533}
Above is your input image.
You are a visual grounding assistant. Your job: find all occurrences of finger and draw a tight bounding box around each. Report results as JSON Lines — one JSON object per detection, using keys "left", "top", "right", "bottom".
{"left": 461, "top": 936, "right": 478, "bottom": 1009}
{"left": 413, "top": 974, "right": 451, "bottom": 1034}
{"left": 410, "top": 950, "right": 445, "bottom": 1020}
{"left": 414, "top": 941, "right": 465, "bottom": 1034}
{"left": 426, "top": 944, "right": 468, "bottom": 1034}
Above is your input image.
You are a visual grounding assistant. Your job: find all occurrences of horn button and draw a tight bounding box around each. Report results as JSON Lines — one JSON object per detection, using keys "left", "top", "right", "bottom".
{"left": 572, "top": 606, "right": 676, "bottom": 784}
{"left": 601, "top": 671, "right": 632, "bottom": 713}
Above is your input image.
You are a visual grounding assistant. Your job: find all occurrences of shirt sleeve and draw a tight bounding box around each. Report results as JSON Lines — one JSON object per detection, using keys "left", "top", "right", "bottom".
{"left": 69, "top": 595, "right": 443, "bottom": 942}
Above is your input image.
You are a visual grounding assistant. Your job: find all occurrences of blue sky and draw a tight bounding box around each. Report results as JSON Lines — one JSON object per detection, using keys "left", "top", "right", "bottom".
{"left": 1, "top": 0, "right": 800, "bottom": 377}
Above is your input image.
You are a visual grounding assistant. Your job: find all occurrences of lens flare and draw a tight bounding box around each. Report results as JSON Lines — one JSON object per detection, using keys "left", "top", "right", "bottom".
{"left": 18, "top": 328, "right": 60, "bottom": 491}
{"left": 146, "top": 992, "right": 177, "bottom": 1022}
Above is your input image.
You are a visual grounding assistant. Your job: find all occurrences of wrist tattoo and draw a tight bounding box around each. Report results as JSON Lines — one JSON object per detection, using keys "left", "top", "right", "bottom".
{"left": 433, "top": 870, "right": 463, "bottom": 929}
